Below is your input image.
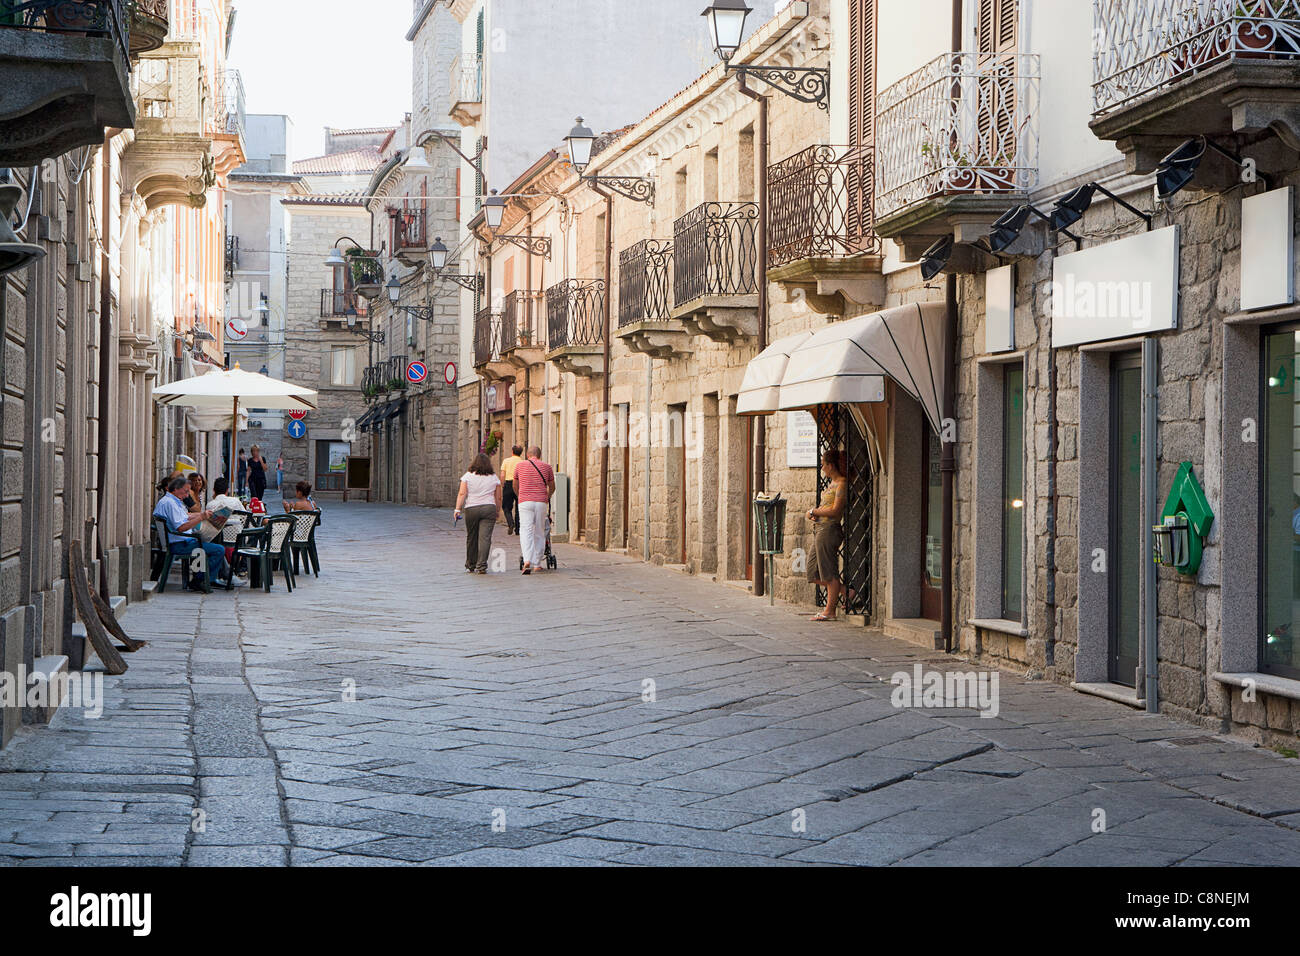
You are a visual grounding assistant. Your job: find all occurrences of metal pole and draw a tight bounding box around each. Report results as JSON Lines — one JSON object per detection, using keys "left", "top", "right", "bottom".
{"left": 737, "top": 75, "right": 768, "bottom": 598}
{"left": 589, "top": 184, "right": 614, "bottom": 553}
{"left": 941, "top": 0, "right": 962, "bottom": 654}
{"left": 1143, "top": 336, "right": 1159, "bottom": 712}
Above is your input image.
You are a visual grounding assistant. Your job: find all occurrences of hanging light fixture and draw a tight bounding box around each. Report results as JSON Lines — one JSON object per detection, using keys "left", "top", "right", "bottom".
{"left": 0, "top": 183, "right": 45, "bottom": 277}
{"left": 386, "top": 274, "right": 402, "bottom": 304}
{"left": 402, "top": 146, "right": 434, "bottom": 175}
{"left": 484, "top": 189, "right": 506, "bottom": 230}
{"left": 1050, "top": 182, "right": 1152, "bottom": 231}
{"left": 702, "top": 0, "right": 752, "bottom": 64}
{"left": 565, "top": 117, "right": 597, "bottom": 174}
{"left": 324, "top": 246, "right": 347, "bottom": 269}
{"left": 429, "top": 237, "right": 449, "bottom": 271}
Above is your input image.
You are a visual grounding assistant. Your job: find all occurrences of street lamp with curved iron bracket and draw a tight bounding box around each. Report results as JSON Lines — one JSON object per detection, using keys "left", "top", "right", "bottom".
{"left": 564, "top": 118, "right": 655, "bottom": 204}
{"left": 701, "top": 1, "right": 830, "bottom": 110}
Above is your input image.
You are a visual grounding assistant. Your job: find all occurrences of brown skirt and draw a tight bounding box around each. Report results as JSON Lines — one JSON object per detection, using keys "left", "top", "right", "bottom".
{"left": 807, "top": 520, "right": 842, "bottom": 583}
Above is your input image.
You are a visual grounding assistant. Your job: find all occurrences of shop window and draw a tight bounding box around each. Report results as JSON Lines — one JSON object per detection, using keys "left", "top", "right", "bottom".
{"left": 1001, "top": 365, "right": 1025, "bottom": 619}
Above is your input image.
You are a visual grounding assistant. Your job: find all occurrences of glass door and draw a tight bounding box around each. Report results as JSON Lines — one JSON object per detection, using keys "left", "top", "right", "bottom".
{"left": 920, "top": 422, "right": 943, "bottom": 620}
{"left": 1109, "top": 354, "right": 1142, "bottom": 686}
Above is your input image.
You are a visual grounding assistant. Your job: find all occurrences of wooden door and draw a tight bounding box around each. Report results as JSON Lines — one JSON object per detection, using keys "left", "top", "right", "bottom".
{"left": 576, "top": 411, "right": 588, "bottom": 539}
{"left": 622, "top": 407, "right": 630, "bottom": 550}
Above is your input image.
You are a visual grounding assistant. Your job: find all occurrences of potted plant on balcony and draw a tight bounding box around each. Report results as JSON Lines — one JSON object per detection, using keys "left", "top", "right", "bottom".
{"left": 517, "top": 328, "right": 533, "bottom": 348}
{"left": 43, "top": 2, "right": 99, "bottom": 34}
{"left": 346, "top": 248, "right": 383, "bottom": 300}
{"left": 1233, "top": 0, "right": 1300, "bottom": 57}
{"left": 386, "top": 376, "right": 406, "bottom": 392}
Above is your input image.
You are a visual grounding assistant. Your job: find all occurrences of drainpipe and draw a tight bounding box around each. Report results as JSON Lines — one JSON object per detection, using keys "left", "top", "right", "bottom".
{"left": 737, "top": 74, "right": 768, "bottom": 598}
{"left": 1045, "top": 328, "right": 1058, "bottom": 669}
{"left": 645, "top": 354, "right": 652, "bottom": 562}
{"left": 589, "top": 183, "right": 614, "bottom": 553}
{"left": 1142, "top": 336, "right": 1159, "bottom": 711}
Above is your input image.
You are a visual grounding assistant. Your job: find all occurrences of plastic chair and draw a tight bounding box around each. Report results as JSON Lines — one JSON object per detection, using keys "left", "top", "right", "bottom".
{"left": 289, "top": 510, "right": 322, "bottom": 578}
{"left": 231, "top": 514, "right": 295, "bottom": 592}
{"left": 152, "top": 516, "right": 210, "bottom": 593}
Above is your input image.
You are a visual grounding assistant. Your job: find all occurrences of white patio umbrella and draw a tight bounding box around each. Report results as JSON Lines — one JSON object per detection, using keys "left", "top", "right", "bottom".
{"left": 152, "top": 362, "right": 318, "bottom": 473}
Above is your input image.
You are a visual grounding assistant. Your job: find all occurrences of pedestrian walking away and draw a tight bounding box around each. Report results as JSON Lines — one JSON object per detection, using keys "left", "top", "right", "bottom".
{"left": 500, "top": 444, "right": 523, "bottom": 535}
{"left": 247, "top": 443, "right": 269, "bottom": 502}
{"left": 514, "top": 445, "right": 555, "bottom": 575}
{"left": 236, "top": 448, "right": 247, "bottom": 496}
{"left": 276, "top": 454, "right": 284, "bottom": 491}
{"left": 806, "top": 449, "right": 848, "bottom": 621}
{"left": 455, "top": 453, "right": 502, "bottom": 573}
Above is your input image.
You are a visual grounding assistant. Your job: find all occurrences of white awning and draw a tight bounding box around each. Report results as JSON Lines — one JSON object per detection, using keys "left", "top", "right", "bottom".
{"left": 735, "top": 330, "right": 814, "bottom": 416}
{"left": 776, "top": 301, "right": 948, "bottom": 434}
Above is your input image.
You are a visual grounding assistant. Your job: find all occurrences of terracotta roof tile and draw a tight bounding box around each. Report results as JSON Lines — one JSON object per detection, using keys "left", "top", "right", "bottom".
{"left": 292, "top": 147, "right": 384, "bottom": 176}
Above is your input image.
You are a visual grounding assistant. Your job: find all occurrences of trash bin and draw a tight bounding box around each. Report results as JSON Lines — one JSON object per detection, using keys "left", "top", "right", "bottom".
{"left": 752, "top": 493, "right": 788, "bottom": 555}
{"left": 752, "top": 493, "right": 787, "bottom": 605}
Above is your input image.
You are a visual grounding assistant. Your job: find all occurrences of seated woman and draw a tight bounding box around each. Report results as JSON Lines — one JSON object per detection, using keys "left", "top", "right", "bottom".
{"left": 283, "top": 481, "right": 318, "bottom": 513}
{"left": 184, "top": 473, "right": 207, "bottom": 514}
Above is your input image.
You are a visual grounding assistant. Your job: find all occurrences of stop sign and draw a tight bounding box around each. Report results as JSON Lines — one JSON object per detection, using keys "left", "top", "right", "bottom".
{"left": 287, "top": 409, "right": 308, "bottom": 421}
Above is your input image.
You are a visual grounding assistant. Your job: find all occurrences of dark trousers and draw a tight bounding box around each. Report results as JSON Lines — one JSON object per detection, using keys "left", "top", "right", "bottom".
{"left": 249, "top": 474, "right": 266, "bottom": 500}
{"left": 502, "top": 483, "right": 519, "bottom": 532}
{"left": 170, "top": 540, "right": 228, "bottom": 582}
{"left": 464, "top": 504, "right": 498, "bottom": 571}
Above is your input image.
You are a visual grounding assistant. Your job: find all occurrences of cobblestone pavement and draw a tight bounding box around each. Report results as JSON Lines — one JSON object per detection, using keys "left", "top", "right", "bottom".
{"left": 5, "top": 503, "right": 1300, "bottom": 866}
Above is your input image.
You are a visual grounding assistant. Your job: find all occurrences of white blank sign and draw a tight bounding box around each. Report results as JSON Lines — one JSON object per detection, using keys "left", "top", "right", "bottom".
{"left": 1241, "top": 186, "right": 1294, "bottom": 312}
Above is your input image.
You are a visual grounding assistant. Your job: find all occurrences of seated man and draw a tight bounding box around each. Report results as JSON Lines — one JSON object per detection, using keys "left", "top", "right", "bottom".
{"left": 154, "top": 475, "right": 241, "bottom": 590}
{"left": 198, "top": 476, "right": 245, "bottom": 544}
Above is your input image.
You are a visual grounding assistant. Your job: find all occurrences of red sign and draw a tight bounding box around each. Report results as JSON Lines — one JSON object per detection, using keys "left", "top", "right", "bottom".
{"left": 444, "top": 361, "right": 458, "bottom": 385}
{"left": 287, "top": 409, "right": 308, "bottom": 421}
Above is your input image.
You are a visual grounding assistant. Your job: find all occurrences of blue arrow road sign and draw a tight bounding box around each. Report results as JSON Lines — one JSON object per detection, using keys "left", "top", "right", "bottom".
{"left": 286, "top": 419, "right": 306, "bottom": 439}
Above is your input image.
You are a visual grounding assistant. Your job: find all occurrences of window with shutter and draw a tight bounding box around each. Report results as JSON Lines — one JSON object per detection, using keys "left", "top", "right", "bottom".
{"left": 847, "top": 0, "right": 876, "bottom": 246}
{"left": 975, "top": 0, "right": 1019, "bottom": 176}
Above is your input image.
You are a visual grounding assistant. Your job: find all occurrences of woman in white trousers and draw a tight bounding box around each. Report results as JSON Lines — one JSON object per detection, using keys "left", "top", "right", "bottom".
{"left": 513, "top": 447, "right": 555, "bottom": 575}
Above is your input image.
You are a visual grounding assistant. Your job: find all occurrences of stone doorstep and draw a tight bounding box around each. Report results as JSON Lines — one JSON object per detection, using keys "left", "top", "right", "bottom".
{"left": 883, "top": 617, "right": 944, "bottom": 651}
{"left": 22, "top": 655, "right": 69, "bottom": 725}
{"left": 1071, "top": 681, "right": 1146, "bottom": 710}
{"left": 70, "top": 595, "right": 127, "bottom": 673}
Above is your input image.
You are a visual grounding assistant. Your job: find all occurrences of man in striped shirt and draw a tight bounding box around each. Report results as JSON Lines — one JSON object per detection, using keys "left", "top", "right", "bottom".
{"left": 514, "top": 445, "right": 555, "bottom": 574}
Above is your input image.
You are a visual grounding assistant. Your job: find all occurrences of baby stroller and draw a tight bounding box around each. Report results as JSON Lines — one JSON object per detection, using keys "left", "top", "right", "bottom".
{"left": 519, "top": 507, "right": 559, "bottom": 571}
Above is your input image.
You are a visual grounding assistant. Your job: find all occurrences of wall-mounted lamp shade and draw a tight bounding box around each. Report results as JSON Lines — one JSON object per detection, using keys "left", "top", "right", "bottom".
{"left": 429, "top": 237, "right": 449, "bottom": 271}
{"left": 344, "top": 309, "right": 358, "bottom": 328}
{"left": 386, "top": 274, "right": 402, "bottom": 303}
{"left": 484, "top": 189, "right": 506, "bottom": 230}
{"left": 324, "top": 246, "right": 347, "bottom": 269}
{"left": 1050, "top": 184, "right": 1098, "bottom": 231}
{"left": 566, "top": 117, "right": 596, "bottom": 173}
{"left": 403, "top": 147, "right": 434, "bottom": 175}
{"left": 192, "top": 327, "right": 216, "bottom": 342}
{"left": 919, "top": 234, "right": 954, "bottom": 281}
{"left": 1156, "top": 137, "right": 1205, "bottom": 199}
{"left": 702, "top": 0, "right": 752, "bottom": 63}
{"left": 253, "top": 297, "right": 271, "bottom": 319}
{"left": 0, "top": 184, "right": 46, "bottom": 277}
{"left": 986, "top": 205, "right": 1034, "bottom": 253}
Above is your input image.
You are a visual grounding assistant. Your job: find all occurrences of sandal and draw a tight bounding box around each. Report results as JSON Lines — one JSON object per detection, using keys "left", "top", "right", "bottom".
{"left": 522, "top": 564, "right": 532, "bottom": 575}
{"left": 811, "top": 612, "right": 836, "bottom": 622}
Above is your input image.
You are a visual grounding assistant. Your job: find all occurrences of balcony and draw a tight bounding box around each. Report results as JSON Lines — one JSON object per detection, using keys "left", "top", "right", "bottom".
{"left": 224, "top": 235, "right": 239, "bottom": 282}
{"left": 0, "top": 0, "right": 134, "bottom": 166}
{"left": 128, "top": 0, "right": 166, "bottom": 57}
{"left": 546, "top": 278, "right": 606, "bottom": 377}
{"left": 389, "top": 207, "right": 427, "bottom": 265}
{"left": 210, "top": 67, "right": 247, "bottom": 180}
{"left": 122, "top": 40, "right": 215, "bottom": 209}
{"left": 320, "top": 289, "right": 367, "bottom": 321}
{"left": 874, "top": 51, "right": 1040, "bottom": 261}
{"left": 767, "top": 144, "right": 885, "bottom": 316}
{"left": 617, "top": 239, "right": 692, "bottom": 359}
{"left": 1091, "top": 0, "right": 1300, "bottom": 171}
{"left": 473, "top": 306, "right": 513, "bottom": 380}
{"left": 501, "top": 290, "right": 546, "bottom": 368}
{"left": 670, "top": 202, "right": 760, "bottom": 342}
{"left": 449, "top": 55, "right": 483, "bottom": 127}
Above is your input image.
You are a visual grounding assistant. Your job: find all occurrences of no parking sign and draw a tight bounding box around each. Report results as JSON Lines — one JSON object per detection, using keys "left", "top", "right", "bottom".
{"left": 407, "top": 361, "right": 428, "bottom": 384}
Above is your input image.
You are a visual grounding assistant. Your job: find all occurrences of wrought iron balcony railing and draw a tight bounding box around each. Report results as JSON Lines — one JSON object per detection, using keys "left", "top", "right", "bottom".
{"left": 128, "top": 0, "right": 167, "bottom": 56}
{"left": 0, "top": 0, "right": 130, "bottom": 63}
{"left": 768, "top": 144, "right": 881, "bottom": 267}
{"left": 452, "top": 55, "right": 483, "bottom": 104}
{"left": 224, "top": 235, "right": 239, "bottom": 280}
{"left": 502, "top": 290, "right": 544, "bottom": 351}
{"left": 547, "top": 279, "right": 606, "bottom": 350}
{"left": 213, "top": 68, "right": 246, "bottom": 139}
{"left": 1093, "top": 0, "right": 1300, "bottom": 115}
{"left": 874, "top": 51, "right": 1040, "bottom": 220}
{"left": 672, "top": 202, "right": 760, "bottom": 308}
{"left": 389, "top": 206, "right": 427, "bottom": 251}
{"left": 618, "top": 239, "right": 674, "bottom": 327}
{"left": 321, "top": 289, "right": 365, "bottom": 318}
{"left": 473, "top": 306, "right": 500, "bottom": 367}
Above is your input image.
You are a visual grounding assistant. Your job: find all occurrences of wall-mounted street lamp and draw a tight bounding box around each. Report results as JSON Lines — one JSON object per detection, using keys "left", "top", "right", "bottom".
{"left": 701, "top": 0, "right": 830, "bottom": 110}
{"left": 985, "top": 203, "right": 1080, "bottom": 253}
{"left": 386, "top": 272, "right": 439, "bottom": 322}
{"left": 0, "top": 183, "right": 45, "bottom": 276}
{"left": 427, "top": 237, "right": 485, "bottom": 294}
{"left": 563, "top": 118, "right": 655, "bottom": 204}
{"left": 343, "top": 307, "right": 385, "bottom": 344}
{"left": 1154, "top": 135, "right": 1271, "bottom": 199}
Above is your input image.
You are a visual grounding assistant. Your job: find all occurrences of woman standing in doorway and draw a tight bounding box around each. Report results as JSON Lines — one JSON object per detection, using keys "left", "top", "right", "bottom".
{"left": 806, "top": 450, "right": 848, "bottom": 621}
{"left": 247, "top": 444, "right": 268, "bottom": 502}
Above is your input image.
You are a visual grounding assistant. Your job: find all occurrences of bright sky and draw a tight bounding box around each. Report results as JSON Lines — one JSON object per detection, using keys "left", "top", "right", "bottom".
{"left": 228, "top": 0, "right": 414, "bottom": 162}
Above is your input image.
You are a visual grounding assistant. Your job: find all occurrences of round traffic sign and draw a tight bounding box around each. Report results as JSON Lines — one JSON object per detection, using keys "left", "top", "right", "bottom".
{"left": 444, "top": 361, "right": 457, "bottom": 386}
{"left": 226, "top": 317, "right": 248, "bottom": 340}
{"left": 286, "top": 419, "right": 306, "bottom": 439}
{"left": 287, "top": 409, "right": 308, "bottom": 421}
{"left": 407, "top": 361, "right": 428, "bottom": 384}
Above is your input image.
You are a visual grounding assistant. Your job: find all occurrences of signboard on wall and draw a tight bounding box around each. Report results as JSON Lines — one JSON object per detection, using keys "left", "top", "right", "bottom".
{"left": 787, "top": 410, "right": 818, "bottom": 468}
{"left": 1242, "top": 186, "right": 1294, "bottom": 311}
{"left": 328, "top": 442, "right": 350, "bottom": 473}
{"left": 1051, "top": 225, "right": 1179, "bottom": 348}
{"left": 984, "top": 264, "right": 1015, "bottom": 353}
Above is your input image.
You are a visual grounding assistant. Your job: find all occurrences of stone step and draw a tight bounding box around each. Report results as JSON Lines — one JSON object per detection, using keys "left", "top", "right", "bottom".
{"left": 24, "top": 655, "right": 69, "bottom": 723}
{"left": 70, "top": 593, "right": 128, "bottom": 671}
{"left": 883, "top": 617, "right": 943, "bottom": 650}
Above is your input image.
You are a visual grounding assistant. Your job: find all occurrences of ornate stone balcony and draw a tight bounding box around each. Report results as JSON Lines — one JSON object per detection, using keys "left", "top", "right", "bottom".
{"left": 670, "top": 202, "right": 760, "bottom": 342}
{"left": 874, "top": 51, "right": 1040, "bottom": 261}
{"left": 767, "top": 144, "right": 885, "bottom": 316}
{"left": 210, "top": 67, "right": 247, "bottom": 181}
{"left": 616, "top": 239, "right": 692, "bottom": 359}
{"left": 1091, "top": 0, "right": 1300, "bottom": 171}
{"left": 128, "top": 0, "right": 168, "bottom": 57}
{"left": 473, "top": 306, "right": 513, "bottom": 381}
{"left": 546, "top": 278, "right": 605, "bottom": 378}
{"left": 449, "top": 55, "right": 483, "bottom": 128}
{"left": 0, "top": 0, "right": 134, "bottom": 165}
{"left": 501, "top": 290, "right": 546, "bottom": 368}
{"left": 122, "top": 39, "right": 215, "bottom": 209}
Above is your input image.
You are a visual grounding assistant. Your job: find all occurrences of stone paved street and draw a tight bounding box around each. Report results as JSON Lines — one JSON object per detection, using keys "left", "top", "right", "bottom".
{"left": 5, "top": 503, "right": 1300, "bottom": 866}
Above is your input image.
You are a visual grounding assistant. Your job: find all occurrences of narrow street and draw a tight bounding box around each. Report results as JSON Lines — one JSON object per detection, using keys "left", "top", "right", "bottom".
{"left": 3, "top": 504, "right": 1300, "bottom": 867}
